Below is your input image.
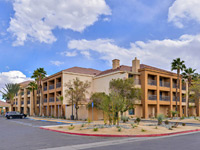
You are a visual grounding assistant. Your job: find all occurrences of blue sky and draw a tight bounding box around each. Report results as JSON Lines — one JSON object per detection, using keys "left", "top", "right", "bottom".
{"left": 0, "top": 0, "right": 200, "bottom": 90}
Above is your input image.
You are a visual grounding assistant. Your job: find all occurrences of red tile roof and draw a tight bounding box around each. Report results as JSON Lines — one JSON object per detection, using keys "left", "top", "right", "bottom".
{"left": 0, "top": 101, "right": 10, "bottom": 107}
{"left": 63, "top": 67, "right": 101, "bottom": 75}
{"left": 96, "top": 64, "right": 176, "bottom": 77}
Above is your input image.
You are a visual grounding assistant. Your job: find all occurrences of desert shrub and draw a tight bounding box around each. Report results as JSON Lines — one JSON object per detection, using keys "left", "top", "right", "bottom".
{"left": 155, "top": 126, "right": 158, "bottom": 129}
{"left": 104, "top": 119, "right": 107, "bottom": 125}
{"left": 141, "top": 129, "right": 146, "bottom": 132}
{"left": 165, "top": 120, "right": 169, "bottom": 125}
{"left": 81, "top": 124, "right": 85, "bottom": 127}
{"left": 121, "top": 116, "right": 129, "bottom": 123}
{"left": 157, "top": 114, "right": 165, "bottom": 125}
{"left": 170, "top": 111, "right": 179, "bottom": 118}
{"left": 87, "top": 118, "right": 91, "bottom": 123}
{"left": 182, "top": 123, "right": 186, "bottom": 126}
{"left": 118, "top": 128, "right": 121, "bottom": 132}
{"left": 168, "top": 127, "right": 173, "bottom": 130}
{"left": 93, "top": 127, "right": 98, "bottom": 132}
{"left": 58, "top": 126, "right": 63, "bottom": 129}
{"left": 172, "top": 122, "right": 179, "bottom": 128}
{"left": 180, "top": 116, "right": 185, "bottom": 120}
{"left": 68, "top": 125, "right": 75, "bottom": 130}
{"left": 135, "top": 117, "right": 141, "bottom": 125}
{"left": 131, "top": 124, "right": 138, "bottom": 128}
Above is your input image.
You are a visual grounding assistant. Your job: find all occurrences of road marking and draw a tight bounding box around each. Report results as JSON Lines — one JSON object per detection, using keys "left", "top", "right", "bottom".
{"left": 39, "top": 131, "right": 200, "bottom": 150}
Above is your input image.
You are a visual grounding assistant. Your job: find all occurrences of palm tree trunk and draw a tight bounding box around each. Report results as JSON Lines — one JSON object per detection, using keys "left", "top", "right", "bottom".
{"left": 76, "top": 108, "right": 78, "bottom": 120}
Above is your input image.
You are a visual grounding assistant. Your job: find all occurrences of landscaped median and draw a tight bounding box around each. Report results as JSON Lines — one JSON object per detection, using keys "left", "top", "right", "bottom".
{"left": 39, "top": 120, "right": 200, "bottom": 137}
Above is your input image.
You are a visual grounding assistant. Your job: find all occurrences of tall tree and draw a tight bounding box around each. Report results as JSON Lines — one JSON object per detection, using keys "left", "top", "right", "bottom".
{"left": 182, "top": 67, "right": 196, "bottom": 116}
{"left": 27, "top": 81, "right": 37, "bottom": 116}
{"left": 171, "top": 58, "right": 186, "bottom": 111}
{"left": 0, "top": 83, "right": 20, "bottom": 111}
{"left": 65, "top": 77, "right": 91, "bottom": 120}
{"left": 31, "top": 68, "right": 47, "bottom": 116}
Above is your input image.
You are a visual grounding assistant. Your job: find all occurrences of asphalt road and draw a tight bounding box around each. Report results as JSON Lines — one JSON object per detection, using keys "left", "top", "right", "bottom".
{"left": 1, "top": 116, "right": 200, "bottom": 150}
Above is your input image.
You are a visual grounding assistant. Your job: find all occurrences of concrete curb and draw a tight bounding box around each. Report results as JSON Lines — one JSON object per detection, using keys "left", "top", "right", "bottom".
{"left": 39, "top": 127, "right": 200, "bottom": 137}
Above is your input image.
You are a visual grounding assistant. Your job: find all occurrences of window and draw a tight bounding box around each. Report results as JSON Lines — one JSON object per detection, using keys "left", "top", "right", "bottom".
{"left": 129, "top": 108, "right": 135, "bottom": 115}
{"left": 128, "top": 74, "right": 134, "bottom": 78}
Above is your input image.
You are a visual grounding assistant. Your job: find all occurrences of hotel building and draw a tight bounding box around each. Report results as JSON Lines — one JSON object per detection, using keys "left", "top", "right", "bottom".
{"left": 10, "top": 58, "right": 198, "bottom": 119}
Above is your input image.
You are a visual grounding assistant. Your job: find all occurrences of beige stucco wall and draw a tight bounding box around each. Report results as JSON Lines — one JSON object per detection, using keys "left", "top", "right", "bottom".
{"left": 93, "top": 72, "right": 127, "bottom": 94}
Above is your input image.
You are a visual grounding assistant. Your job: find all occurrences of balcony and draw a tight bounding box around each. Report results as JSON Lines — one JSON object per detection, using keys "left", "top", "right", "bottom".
{"left": 56, "top": 82, "right": 61, "bottom": 88}
{"left": 44, "top": 98, "right": 47, "bottom": 103}
{"left": 173, "top": 84, "right": 179, "bottom": 89}
{"left": 160, "top": 96, "right": 170, "bottom": 101}
{"left": 56, "top": 98, "right": 59, "bottom": 101}
{"left": 160, "top": 81, "right": 170, "bottom": 88}
{"left": 43, "top": 86, "right": 47, "bottom": 91}
{"left": 27, "top": 100, "right": 30, "bottom": 104}
{"left": 148, "top": 95, "right": 157, "bottom": 100}
{"left": 37, "top": 100, "right": 39, "bottom": 104}
{"left": 173, "top": 97, "right": 180, "bottom": 101}
{"left": 21, "top": 92, "right": 24, "bottom": 96}
{"left": 182, "top": 98, "right": 186, "bottom": 102}
{"left": 49, "top": 97, "right": 54, "bottom": 102}
{"left": 21, "top": 101, "right": 24, "bottom": 105}
{"left": 49, "top": 85, "right": 54, "bottom": 90}
{"left": 134, "top": 79, "right": 141, "bottom": 85}
{"left": 148, "top": 80, "right": 157, "bottom": 86}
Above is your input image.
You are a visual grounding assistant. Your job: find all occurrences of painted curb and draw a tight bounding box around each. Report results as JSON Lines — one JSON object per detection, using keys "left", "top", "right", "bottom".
{"left": 39, "top": 127, "right": 200, "bottom": 138}
{"left": 28, "top": 118, "right": 69, "bottom": 124}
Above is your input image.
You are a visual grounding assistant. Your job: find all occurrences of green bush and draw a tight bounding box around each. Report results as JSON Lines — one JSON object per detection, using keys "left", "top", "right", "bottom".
{"left": 141, "top": 129, "right": 146, "bottom": 132}
{"left": 118, "top": 128, "right": 121, "bottom": 132}
{"left": 182, "top": 123, "right": 186, "bottom": 126}
{"left": 68, "top": 126, "right": 75, "bottom": 130}
{"left": 81, "top": 124, "right": 85, "bottom": 127}
{"left": 131, "top": 124, "right": 138, "bottom": 128}
{"left": 155, "top": 126, "right": 158, "bottom": 129}
{"left": 180, "top": 116, "right": 185, "bottom": 120}
{"left": 121, "top": 116, "right": 129, "bottom": 123}
{"left": 157, "top": 114, "right": 165, "bottom": 125}
{"left": 87, "top": 118, "right": 91, "bottom": 123}
{"left": 93, "top": 127, "right": 98, "bottom": 132}
{"left": 170, "top": 111, "right": 179, "bottom": 118}
{"left": 164, "top": 120, "right": 169, "bottom": 125}
{"left": 135, "top": 117, "right": 141, "bottom": 125}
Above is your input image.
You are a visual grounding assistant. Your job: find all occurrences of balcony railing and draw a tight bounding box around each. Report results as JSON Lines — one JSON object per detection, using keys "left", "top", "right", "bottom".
{"left": 56, "top": 82, "right": 61, "bottom": 88}
{"left": 182, "top": 98, "right": 186, "bottom": 102}
{"left": 173, "top": 97, "right": 180, "bottom": 101}
{"left": 160, "top": 81, "right": 170, "bottom": 88}
{"left": 37, "top": 100, "right": 39, "bottom": 104}
{"left": 27, "top": 100, "right": 30, "bottom": 104}
{"left": 56, "top": 98, "right": 59, "bottom": 101}
{"left": 49, "top": 85, "right": 54, "bottom": 90}
{"left": 43, "top": 86, "right": 47, "bottom": 91}
{"left": 21, "top": 101, "right": 24, "bottom": 105}
{"left": 21, "top": 92, "right": 24, "bottom": 96}
{"left": 160, "top": 96, "right": 170, "bottom": 101}
{"left": 16, "top": 93, "right": 18, "bottom": 96}
{"left": 49, "top": 97, "right": 54, "bottom": 102}
{"left": 173, "top": 84, "right": 180, "bottom": 89}
{"left": 148, "top": 79, "right": 157, "bottom": 86}
{"left": 148, "top": 95, "right": 157, "bottom": 100}
{"left": 134, "top": 79, "right": 141, "bottom": 85}
{"left": 16, "top": 102, "right": 18, "bottom": 105}
{"left": 44, "top": 98, "right": 47, "bottom": 103}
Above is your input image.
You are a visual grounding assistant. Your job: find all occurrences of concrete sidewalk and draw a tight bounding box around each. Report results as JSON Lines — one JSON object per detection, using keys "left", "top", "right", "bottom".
{"left": 28, "top": 117, "right": 85, "bottom": 124}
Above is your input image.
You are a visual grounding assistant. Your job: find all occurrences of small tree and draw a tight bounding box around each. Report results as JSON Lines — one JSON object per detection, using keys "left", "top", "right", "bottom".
{"left": 65, "top": 77, "right": 91, "bottom": 120}
{"left": 109, "top": 78, "right": 141, "bottom": 118}
{"left": 157, "top": 114, "right": 165, "bottom": 125}
{"left": 56, "top": 94, "right": 64, "bottom": 117}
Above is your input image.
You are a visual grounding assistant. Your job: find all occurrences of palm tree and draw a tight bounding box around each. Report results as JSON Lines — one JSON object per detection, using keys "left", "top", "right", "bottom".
{"left": 56, "top": 94, "right": 64, "bottom": 118}
{"left": 31, "top": 68, "right": 47, "bottom": 116}
{"left": 182, "top": 68, "right": 197, "bottom": 117}
{"left": 171, "top": 58, "right": 186, "bottom": 112}
{"left": 27, "top": 81, "right": 37, "bottom": 116}
{"left": 0, "top": 83, "right": 20, "bottom": 111}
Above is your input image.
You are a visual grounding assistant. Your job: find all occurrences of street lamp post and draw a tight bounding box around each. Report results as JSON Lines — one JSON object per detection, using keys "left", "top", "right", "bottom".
{"left": 69, "top": 87, "right": 74, "bottom": 120}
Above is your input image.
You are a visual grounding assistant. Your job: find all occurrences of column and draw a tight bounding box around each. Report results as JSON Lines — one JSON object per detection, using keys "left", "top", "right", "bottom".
{"left": 141, "top": 71, "right": 148, "bottom": 118}
{"left": 17, "top": 90, "right": 21, "bottom": 112}
{"left": 169, "top": 78, "right": 173, "bottom": 117}
{"left": 179, "top": 78, "right": 182, "bottom": 117}
{"left": 156, "top": 75, "right": 160, "bottom": 117}
{"left": 30, "top": 90, "right": 34, "bottom": 116}
{"left": 24, "top": 89, "right": 28, "bottom": 115}
{"left": 54, "top": 79, "right": 57, "bottom": 117}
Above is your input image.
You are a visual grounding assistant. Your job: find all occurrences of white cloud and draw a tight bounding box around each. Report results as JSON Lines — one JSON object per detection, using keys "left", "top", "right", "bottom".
{"left": 68, "top": 34, "right": 200, "bottom": 72}
{"left": 0, "top": 71, "right": 31, "bottom": 99}
{"left": 81, "top": 51, "right": 91, "bottom": 59}
{"left": 61, "top": 51, "right": 77, "bottom": 57}
{"left": 168, "top": 0, "right": 200, "bottom": 28}
{"left": 8, "top": 0, "right": 111, "bottom": 46}
{"left": 50, "top": 61, "right": 64, "bottom": 66}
